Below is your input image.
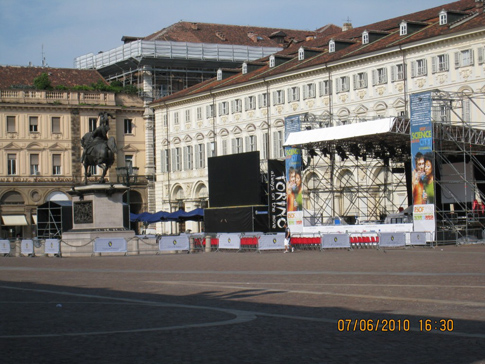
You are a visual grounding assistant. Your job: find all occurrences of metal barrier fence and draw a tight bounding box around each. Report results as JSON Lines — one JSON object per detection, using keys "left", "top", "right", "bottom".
{"left": 1, "top": 231, "right": 432, "bottom": 257}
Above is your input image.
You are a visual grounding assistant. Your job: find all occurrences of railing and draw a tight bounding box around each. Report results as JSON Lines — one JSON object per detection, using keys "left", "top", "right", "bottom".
{"left": 0, "top": 90, "right": 115, "bottom": 106}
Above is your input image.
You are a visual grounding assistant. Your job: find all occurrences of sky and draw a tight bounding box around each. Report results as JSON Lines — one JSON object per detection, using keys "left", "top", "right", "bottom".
{"left": 0, "top": 0, "right": 452, "bottom": 69}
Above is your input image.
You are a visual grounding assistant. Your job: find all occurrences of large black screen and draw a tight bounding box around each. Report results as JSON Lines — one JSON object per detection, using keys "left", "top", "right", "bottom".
{"left": 208, "top": 151, "right": 261, "bottom": 207}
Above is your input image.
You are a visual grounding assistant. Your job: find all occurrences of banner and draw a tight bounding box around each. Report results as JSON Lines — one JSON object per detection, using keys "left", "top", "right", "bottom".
{"left": 258, "top": 233, "right": 285, "bottom": 250}
{"left": 410, "top": 92, "right": 436, "bottom": 236}
{"left": 413, "top": 204, "right": 435, "bottom": 239}
{"left": 93, "top": 238, "right": 127, "bottom": 253}
{"left": 268, "top": 160, "right": 287, "bottom": 231}
{"left": 0, "top": 240, "right": 10, "bottom": 254}
{"left": 217, "top": 233, "right": 241, "bottom": 250}
{"left": 159, "top": 234, "right": 190, "bottom": 252}
{"left": 44, "top": 239, "right": 60, "bottom": 254}
{"left": 378, "top": 232, "right": 406, "bottom": 247}
{"left": 321, "top": 234, "right": 351, "bottom": 249}
{"left": 21, "top": 240, "right": 34, "bottom": 255}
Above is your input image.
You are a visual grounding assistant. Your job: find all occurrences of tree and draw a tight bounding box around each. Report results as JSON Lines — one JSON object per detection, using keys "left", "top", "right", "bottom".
{"left": 33, "top": 73, "right": 52, "bottom": 90}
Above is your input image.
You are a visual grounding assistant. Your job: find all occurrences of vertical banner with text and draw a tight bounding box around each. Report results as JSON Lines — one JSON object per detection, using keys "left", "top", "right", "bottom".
{"left": 268, "top": 159, "right": 287, "bottom": 231}
{"left": 410, "top": 91, "right": 436, "bottom": 238}
{"left": 285, "top": 115, "right": 303, "bottom": 232}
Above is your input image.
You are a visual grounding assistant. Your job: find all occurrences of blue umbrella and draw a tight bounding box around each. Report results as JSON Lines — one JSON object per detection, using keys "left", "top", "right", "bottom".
{"left": 144, "top": 211, "right": 171, "bottom": 223}
{"left": 179, "top": 208, "right": 204, "bottom": 221}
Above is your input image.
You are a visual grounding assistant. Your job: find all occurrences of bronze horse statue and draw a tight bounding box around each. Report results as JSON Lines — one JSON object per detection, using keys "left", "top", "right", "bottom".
{"left": 81, "top": 112, "right": 117, "bottom": 185}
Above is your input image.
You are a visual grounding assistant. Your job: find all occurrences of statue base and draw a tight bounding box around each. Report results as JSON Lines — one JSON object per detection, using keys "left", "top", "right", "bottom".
{"left": 61, "top": 184, "right": 136, "bottom": 256}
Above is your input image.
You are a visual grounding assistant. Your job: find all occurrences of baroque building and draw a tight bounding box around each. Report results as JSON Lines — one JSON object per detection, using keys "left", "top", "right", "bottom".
{"left": 151, "top": 0, "right": 485, "bottom": 234}
{"left": 0, "top": 66, "right": 146, "bottom": 239}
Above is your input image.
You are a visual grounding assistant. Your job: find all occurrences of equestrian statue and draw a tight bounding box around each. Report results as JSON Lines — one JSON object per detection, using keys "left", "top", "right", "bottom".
{"left": 81, "top": 112, "right": 117, "bottom": 185}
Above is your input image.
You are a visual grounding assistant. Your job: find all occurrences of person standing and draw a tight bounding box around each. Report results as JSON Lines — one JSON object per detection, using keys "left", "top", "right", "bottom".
{"left": 284, "top": 224, "right": 294, "bottom": 253}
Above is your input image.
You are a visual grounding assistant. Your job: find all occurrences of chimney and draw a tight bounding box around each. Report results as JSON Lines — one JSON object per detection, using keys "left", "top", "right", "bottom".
{"left": 476, "top": 0, "right": 484, "bottom": 12}
{"left": 191, "top": 22, "right": 198, "bottom": 30}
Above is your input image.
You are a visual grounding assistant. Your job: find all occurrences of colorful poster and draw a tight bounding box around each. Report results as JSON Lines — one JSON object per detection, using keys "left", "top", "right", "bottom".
{"left": 268, "top": 160, "right": 287, "bottom": 231}
{"left": 410, "top": 92, "right": 435, "bottom": 237}
{"left": 285, "top": 115, "right": 304, "bottom": 232}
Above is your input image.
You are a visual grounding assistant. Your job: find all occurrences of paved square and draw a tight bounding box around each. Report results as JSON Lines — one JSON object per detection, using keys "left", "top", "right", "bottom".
{"left": 1, "top": 245, "right": 484, "bottom": 363}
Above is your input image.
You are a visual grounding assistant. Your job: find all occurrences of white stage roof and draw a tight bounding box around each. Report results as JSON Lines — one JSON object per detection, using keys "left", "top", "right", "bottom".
{"left": 284, "top": 117, "right": 397, "bottom": 147}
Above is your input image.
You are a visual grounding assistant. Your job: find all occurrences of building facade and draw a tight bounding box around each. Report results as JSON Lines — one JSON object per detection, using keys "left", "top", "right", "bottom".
{"left": 0, "top": 66, "right": 146, "bottom": 239}
{"left": 151, "top": 0, "right": 485, "bottom": 234}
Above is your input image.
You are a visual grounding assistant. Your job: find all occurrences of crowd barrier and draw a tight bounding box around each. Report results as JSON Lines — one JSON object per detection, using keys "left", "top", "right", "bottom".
{"left": 1, "top": 231, "right": 431, "bottom": 257}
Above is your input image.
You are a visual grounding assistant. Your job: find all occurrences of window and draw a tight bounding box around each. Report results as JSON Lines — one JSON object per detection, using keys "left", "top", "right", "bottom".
{"left": 7, "top": 116, "right": 16, "bottom": 133}
{"left": 479, "top": 47, "right": 484, "bottom": 65}
{"left": 219, "top": 102, "right": 229, "bottom": 115}
{"left": 273, "top": 90, "right": 285, "bottom": 105}
{"left": 329, "top": 40, "right": 335, "bottom": 53}
{"left": 434, "top": 104, "right": 450, "bottom": 122}
{"left": 336, "top": 76, "right": 350, "bottom": 93}
{"left": 400, "top": 21, "right": 407, "bottom": 36}
{"left": 217, "top": 69, "right": 223, "bottom": 80}
{"left": 288, "top": 86, "right": 300, "bottom": 102}
{"left": 462, "top": 99, "right": 471, "bottom": 121}
{"left": 222, "top": 139, "right": 228, "bottom": 155}
{"left": 432, "top": 54, "right": 449, "bottom": 73}
{"left": 262, "top": 133, "right": 269, "bottom": 159}
{"left": 232, "top": 137, "right": 243, "bottom": 154}
{"left": 7, "top": 154, "right": 16, "bottom": 175}
{"left": 195, "top": 143, "right": 205, "bottom": 169}
{"left": 207, "top": 141, "right": 217, "bottom": 158}
{"left": 163, "top": 114, "right": 168, "bottom": 127}
{"left": 273, "top": 131, "right": 284, "bottom": 158}
{"left": 173, "top": 112, "right": 179, "bottom": 125}
{"left": 372, "top": 68, "right": 388, "bottom": 85}
{"left": 259, "top": 93, "right": 269, "bottom": 108}
{"left": 269, "top": 55, "right": 275, "bottom": 68}
{"left": 52, "top": 154, "right": 61, "bottom": 175}
{"left": 197, "top": 107, "right": 203, "bottom": 120}
{"left": 51, "top": 117, "right": 61, "bottom": 133}
{"left": 206, "top": 105, "right": 214, "bottom": 118}
{"left": 232, "top": 99, "right": 242, "bottom": 113}
{"left": 172, "top": 148, "right": 181, "bottom": 171}
{"left": 303, "top": 83, "right": 316, "bottom": 99}
{"left": 161, "top": 150, "right": 170, "bottom": 173}
{"left": 184, "top": 146, "right": 193, "bottom": 170}
{"left": 185, "top": 110, "right": 191, "bottom": 123}
{"left": 319, "top": 80, "right": 332, "bottom": 96}
{"left": 246, "top": 135, "right": 257, "bottom": 152}
{"left": 455, "top": 49, "right": 474, "bottom": 68}
{"left": 411, "top": 59, "right": 427, "bottom": 77}
{"left": 30, "top": 154, "right": 39, "bottom": 175}
{"left": 89, "top": 117, "right": 97, "bottom": 132}
{"left": 298, "top": 47, "right": 305, "bottom": 60}
{"left": 362, "top": 31, "right": 369, "bottom": 45}
{"left": 125, "top": 155, "right": 133, "bottom": 171}
{"left": 29, "top": 116, "right": 38, "bottom": 132}
{"left": 242, "top": 62, "right": 248, "bottom": 74}
{"left": 245, "top": 96, "right": 256, "bottom": 111}
{"left": 439, "top": 10, "right": 447, "bottom": 25}
{"left": 391, "top": 63, "right": 406, "bottom": 81}
{"left": 124, "top": 119, "right": 133, "bottom": 134}
{"left": 353, "top": 72, "right": 368, "bottom": 89}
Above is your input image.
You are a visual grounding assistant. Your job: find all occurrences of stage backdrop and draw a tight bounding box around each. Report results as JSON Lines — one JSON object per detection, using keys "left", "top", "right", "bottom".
{"left": 208, "top": 151, "right": 261, "bottom": 208}
{"left": 204, "top": 206, "right": 268, "bottom": 233}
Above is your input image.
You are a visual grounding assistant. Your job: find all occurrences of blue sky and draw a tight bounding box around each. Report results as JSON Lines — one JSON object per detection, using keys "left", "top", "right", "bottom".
{"left": 1, "top": 0, "right": 451, "bottom": 68}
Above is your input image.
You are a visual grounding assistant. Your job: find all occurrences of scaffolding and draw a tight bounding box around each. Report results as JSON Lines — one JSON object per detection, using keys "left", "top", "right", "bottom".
{"left": 295, "top": 90, "right": 485, "bottom": 244}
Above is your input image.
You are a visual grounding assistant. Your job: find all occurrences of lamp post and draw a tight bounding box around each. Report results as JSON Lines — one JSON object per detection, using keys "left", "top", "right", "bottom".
{"left": 115, "top": 166, "right": 139, "bottom": 211}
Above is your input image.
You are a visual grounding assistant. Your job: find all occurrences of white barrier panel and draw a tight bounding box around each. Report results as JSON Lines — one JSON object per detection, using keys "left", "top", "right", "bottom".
{"left": 378, "top": 232, "right": 406, "bottom": 247}
{"left": 410, "top": 232, "right": 427, "bottom": 246}
{"left": 0, "top": 240, "right": 10, "bottom": 254}
{"left": 159, "top": 235, "right": 190, "bottom": 252}
{"left": 321, "top": 234, "right": 351, "bottom": 249}
{"left": 93, "top": 238, "right": 127, "bottom": 253}
{"left": 45, "top": 239, "right": 60, "bottom": 254}
{"left": 258, "top": 233, "right": 285, "bottom": 251}
{"left": 218, "top": 233, "right": 241, "bottom": 250}
{"left": 21, "top": 240, "right": 34, "bottom": 255}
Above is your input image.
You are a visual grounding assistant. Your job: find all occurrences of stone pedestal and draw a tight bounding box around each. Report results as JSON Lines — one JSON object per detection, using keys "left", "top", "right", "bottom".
{"left": 61, "top": 184, "right": 135, "bottom": 256}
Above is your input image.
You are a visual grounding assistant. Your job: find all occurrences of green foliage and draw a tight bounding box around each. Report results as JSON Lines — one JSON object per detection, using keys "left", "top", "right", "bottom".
{"left": 33, "top": 73, "right": 52, "bottom": 90}
{"left": 54, "top": 85, "right": 68, "bottom": 90}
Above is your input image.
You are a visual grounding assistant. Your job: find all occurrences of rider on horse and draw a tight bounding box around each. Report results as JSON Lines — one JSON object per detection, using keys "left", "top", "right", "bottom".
{"left": 81, "top": 112, "right": 112, "bottom": 164}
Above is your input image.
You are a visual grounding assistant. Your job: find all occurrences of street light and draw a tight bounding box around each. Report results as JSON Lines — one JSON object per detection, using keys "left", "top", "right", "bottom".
{"left": 115, "top": 166, "right": 139, "bottom": 210}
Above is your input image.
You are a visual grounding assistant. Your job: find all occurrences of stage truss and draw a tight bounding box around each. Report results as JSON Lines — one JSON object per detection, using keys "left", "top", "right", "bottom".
{"left": 294, "top": 90, "right": 485, "bottom": 244}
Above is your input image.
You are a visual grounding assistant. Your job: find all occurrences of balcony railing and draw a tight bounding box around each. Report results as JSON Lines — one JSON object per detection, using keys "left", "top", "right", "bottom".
{"left": 0, "top": 90, "right": 115, "bottom": 106}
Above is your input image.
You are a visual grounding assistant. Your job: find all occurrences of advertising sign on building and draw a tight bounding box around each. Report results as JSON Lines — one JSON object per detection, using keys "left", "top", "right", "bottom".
{"left": 410, "top": 92, "right": 435, "bottom": 237}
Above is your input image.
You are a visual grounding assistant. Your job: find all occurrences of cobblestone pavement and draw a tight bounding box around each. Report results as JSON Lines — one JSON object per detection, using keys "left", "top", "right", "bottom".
{"left": 1, "top": 244, "right": 484, "bottom": 364}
